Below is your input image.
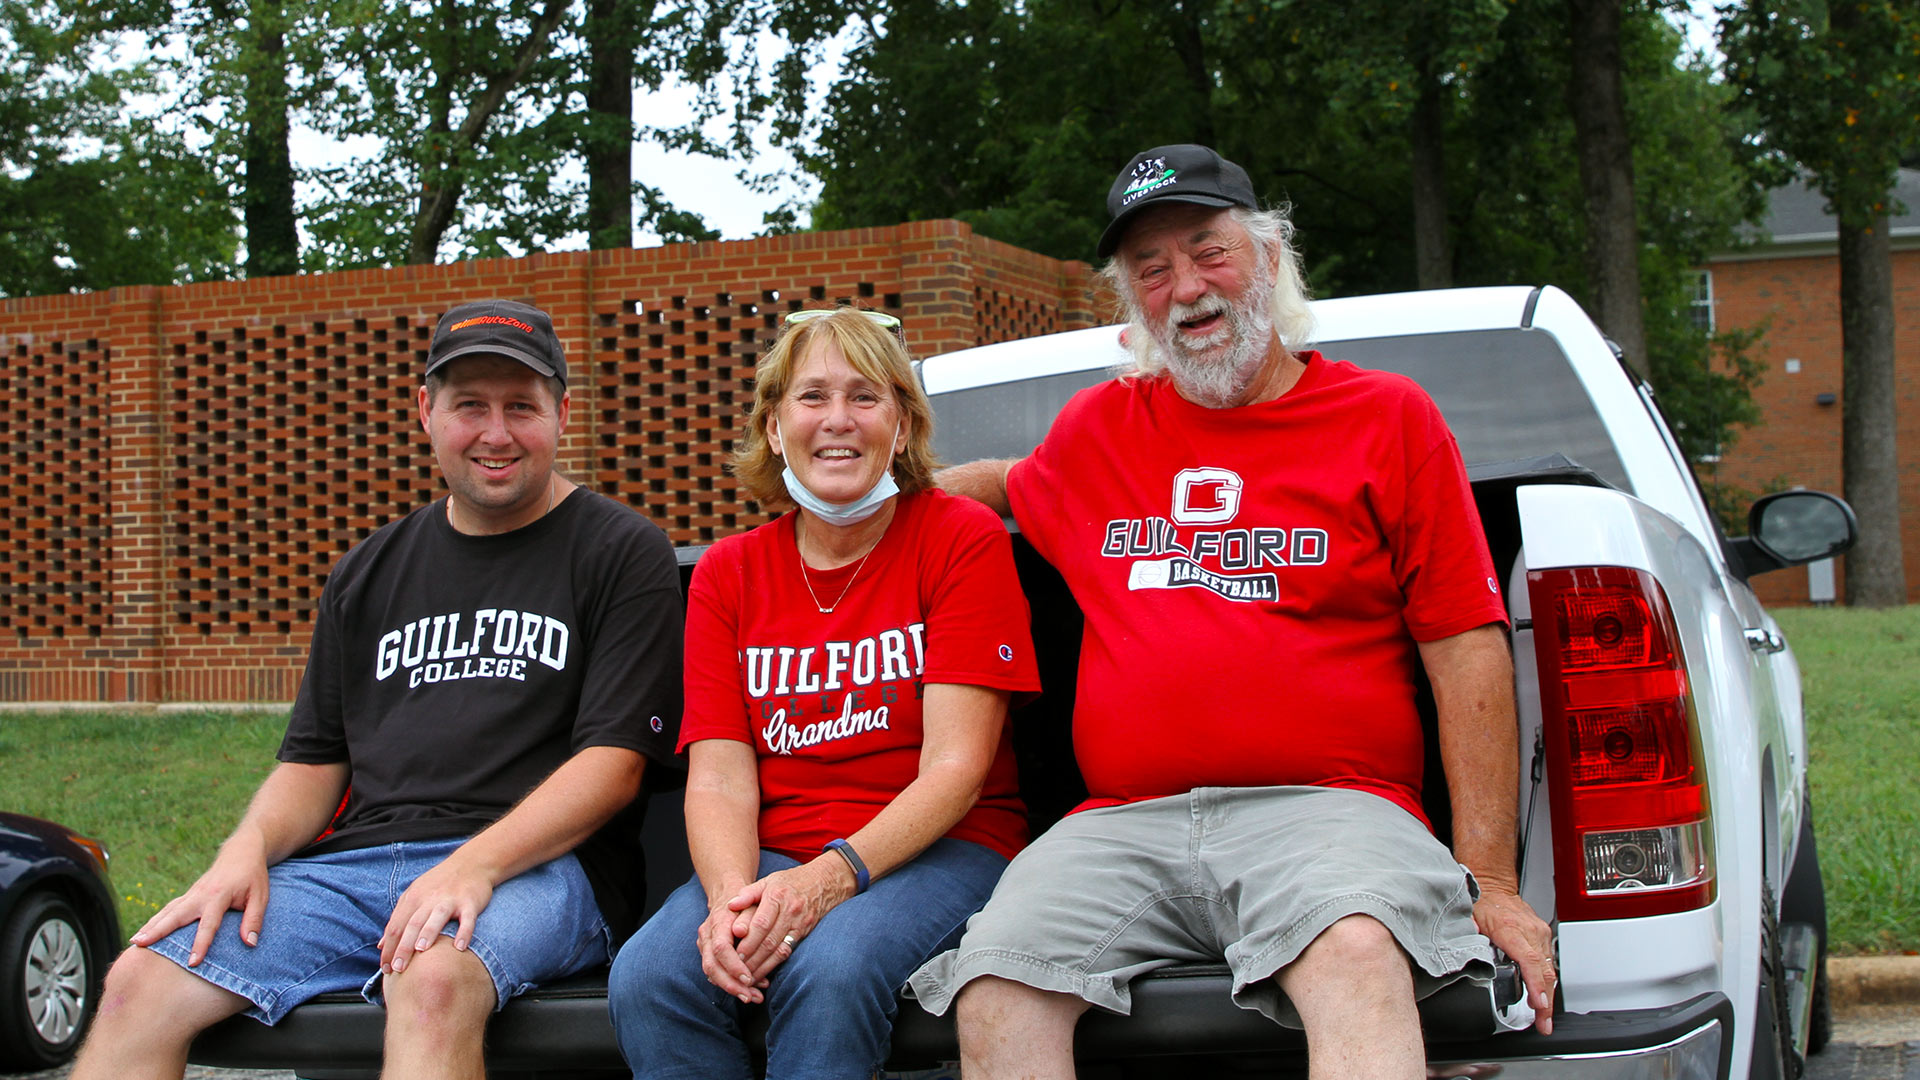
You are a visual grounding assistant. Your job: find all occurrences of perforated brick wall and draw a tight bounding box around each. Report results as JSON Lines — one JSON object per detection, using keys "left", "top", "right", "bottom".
{"left": 169, "top": 315, "right": 436, "bottom": 644}
{"left": 0, "top": 220, "right": 1097, "bottom": 704}
{"left": 3, "top": 336, "right": 109, "bottom": 639}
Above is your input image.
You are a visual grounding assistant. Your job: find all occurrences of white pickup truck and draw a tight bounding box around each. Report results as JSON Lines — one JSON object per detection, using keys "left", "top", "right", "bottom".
{"left": 189, "top": 284, "right": 1855, "bottom": 1079}
{"left": 921, "top": 283, "right": 1854, "bottom": 1079}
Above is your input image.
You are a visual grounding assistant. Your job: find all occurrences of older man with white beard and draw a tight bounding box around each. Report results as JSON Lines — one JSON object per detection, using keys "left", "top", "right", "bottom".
{"left": 909, "top": 145, "right": 1556, "bottom": 1080}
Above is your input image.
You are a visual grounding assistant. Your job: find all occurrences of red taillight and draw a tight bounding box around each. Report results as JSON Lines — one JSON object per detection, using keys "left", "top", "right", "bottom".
{"left": 1529, "top": 566, "right": 1714, "bottom": 920}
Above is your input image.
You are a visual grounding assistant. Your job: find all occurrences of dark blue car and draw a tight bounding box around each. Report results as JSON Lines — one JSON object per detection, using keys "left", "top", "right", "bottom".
{"left": 0, "top": 811, "right": 120, "bottom": 1070}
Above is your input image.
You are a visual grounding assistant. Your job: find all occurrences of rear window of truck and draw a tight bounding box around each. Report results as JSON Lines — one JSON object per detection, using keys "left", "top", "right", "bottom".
{"left": 1326, "top": 328, "right": 1630, "bottom": 491}
{"left": 929, "top": 328, "right": 1629, "bottom": 493}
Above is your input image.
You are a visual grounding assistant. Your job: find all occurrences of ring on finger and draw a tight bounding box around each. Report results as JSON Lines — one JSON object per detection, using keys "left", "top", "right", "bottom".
{"left": 781, "top": 933, "right": 797, "bottom": 949}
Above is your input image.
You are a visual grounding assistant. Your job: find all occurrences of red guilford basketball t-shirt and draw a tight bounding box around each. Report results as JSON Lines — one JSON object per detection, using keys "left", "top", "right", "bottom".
{"left": 1007, "top": 354, "right": 1507, "bottom": 824}
{"left": 678, "top": 490, "right": 1041, "bottom": 861}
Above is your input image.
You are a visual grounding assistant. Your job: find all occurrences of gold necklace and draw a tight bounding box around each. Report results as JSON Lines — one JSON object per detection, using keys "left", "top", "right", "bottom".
{"left": 798, "top": 530, "right": 880, "bottom": 614}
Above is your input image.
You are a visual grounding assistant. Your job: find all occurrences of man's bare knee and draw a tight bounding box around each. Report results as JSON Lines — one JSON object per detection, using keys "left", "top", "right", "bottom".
{"left": 957, "top": 975, "right": 1086, "bottom": 1026}
{"left": 1276, "top": 916, "right": 1423, "bottom": 1080}
{"left": 379, "top": 946, "right": 493, "bottom": 1080}
{"left": 73, "top": 948, "right": 249, "bottom": 1080}
{"left": 94, "top": 947, "right": 247, "bottom": 1032}
{"left": 383, "top": 945, "right": 495, "bottom": 1029}
{"left": 95, "top": 948, "right": 173, "bottom": 1023}
{"left": 956, "top": 977, "right": 1087, "bottom": 1080}
{"left": 1290, "top": 915, "right": 1408, "bottom": 982}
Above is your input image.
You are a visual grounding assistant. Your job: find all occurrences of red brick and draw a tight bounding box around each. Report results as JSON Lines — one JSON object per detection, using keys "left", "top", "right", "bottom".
{"left": 1, "top": 224, "right": 1094, "bottom": 703}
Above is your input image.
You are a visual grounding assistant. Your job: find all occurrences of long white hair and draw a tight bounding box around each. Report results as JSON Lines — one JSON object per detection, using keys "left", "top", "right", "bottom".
{"left": 1099, "top": 205, "right": 1316, "bottom": 377}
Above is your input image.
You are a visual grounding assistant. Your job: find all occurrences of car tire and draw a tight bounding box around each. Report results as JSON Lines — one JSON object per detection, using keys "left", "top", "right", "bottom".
{"left": 1753, "top": 878, "right": 1804, "bottom": 1080}
{"left": 1780, "top": 799, "right": 1832, "bottom": 1054}
{"left": 0, "top": 891, "right": 96, "bottom": 1069}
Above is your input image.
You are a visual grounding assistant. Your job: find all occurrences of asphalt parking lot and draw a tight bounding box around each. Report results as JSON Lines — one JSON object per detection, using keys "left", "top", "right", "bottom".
{"left": 1806, "top": 1007, "right": 1920, "bottom": 1080}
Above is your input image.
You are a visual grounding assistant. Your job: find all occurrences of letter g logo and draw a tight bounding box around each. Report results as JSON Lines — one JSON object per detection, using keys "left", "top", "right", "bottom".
{"left": 1171, "top": 468, "right": 1244, "bottom": 526}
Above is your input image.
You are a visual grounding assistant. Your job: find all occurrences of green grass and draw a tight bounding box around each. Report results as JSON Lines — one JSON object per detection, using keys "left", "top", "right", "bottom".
{"left": 1774, "top": 605, "right": 1920, "bottom": 955}
{"left": 0, "top": 708, "right": 288, "bottom": 938}
{"left": 3, "top": 608, "right": 1917, "bottom": 956}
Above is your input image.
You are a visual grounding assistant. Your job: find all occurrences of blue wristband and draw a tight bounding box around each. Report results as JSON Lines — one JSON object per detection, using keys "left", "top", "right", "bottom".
{"left": 824, "top": 838, "right": 870, "bottom": 894}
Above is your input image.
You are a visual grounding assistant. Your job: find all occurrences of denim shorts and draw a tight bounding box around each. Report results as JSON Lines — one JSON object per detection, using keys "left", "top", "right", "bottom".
{"left": 907, "top": 785, "right": 1494, "bottom": 1027}
{"left": 144, "top": 837, "right": 610, "bottom": 1024}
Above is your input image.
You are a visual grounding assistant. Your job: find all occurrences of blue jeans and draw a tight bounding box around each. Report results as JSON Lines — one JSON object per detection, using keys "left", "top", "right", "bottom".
{"left": 609, "top": 838, "right": 1008, "bottom": 1080}
{"left": 144, "top": 838, "right": 610, "bottom": 1023}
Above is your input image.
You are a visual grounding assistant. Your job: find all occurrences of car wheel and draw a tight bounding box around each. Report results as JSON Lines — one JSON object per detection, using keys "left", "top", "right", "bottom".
{"left": 1752, "top": 878, "right": 1803, "bottom": 1080}
{"left": 0, "top": 891, "right": 96, "bottom": 1069}
{"left": 1781, "top": 799, "right": 1832, "bottom": 1054}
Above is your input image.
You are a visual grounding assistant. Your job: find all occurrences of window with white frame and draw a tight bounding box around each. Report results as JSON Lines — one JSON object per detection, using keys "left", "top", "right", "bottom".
{"left": 1686, "top": 269, "right": 1715, "bottom": 334}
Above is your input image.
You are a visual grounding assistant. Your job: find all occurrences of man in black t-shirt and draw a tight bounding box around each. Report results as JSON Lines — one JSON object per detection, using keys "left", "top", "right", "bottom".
{"left": 73, "top": 299, "right": 683, "bottom": 1080}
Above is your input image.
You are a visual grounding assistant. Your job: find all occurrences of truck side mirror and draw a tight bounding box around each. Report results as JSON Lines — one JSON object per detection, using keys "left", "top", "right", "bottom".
{"left": 1728, "top": 490, "right": 1857, "bottom": 578}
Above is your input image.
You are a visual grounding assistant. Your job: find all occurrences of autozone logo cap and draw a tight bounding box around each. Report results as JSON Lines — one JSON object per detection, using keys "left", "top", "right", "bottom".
{"left": 426, "top": 299, "right": 567, "bottom": 386}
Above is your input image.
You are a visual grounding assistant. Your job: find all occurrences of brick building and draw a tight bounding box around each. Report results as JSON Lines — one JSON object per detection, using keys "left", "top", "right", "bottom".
{"left": 1700, "top": 168, "right": 1920, "bottom": 606}
{"left": 0, "top": 221, "right": 1099, "bottom": 706}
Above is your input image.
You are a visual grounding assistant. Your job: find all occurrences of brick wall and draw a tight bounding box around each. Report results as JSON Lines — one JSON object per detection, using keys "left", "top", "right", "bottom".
{"left": 1706, "top": 247, "right": 1920, "bottom": 606}
{"left": 0, "top": 221, "right": 1096, "bottom": 704}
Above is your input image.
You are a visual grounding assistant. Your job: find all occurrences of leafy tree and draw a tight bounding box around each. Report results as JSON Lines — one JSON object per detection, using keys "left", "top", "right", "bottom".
{"left": 1723, "top": 0, "right": 1919, "bottom": 605}
{"left": 4, "top": 0, "right": 859, "bottom": 283}
{"left": 291, "top": 0, "right": 580, "bottom": 267}
{"left": 1568, "top": 0, "right": 1649, "bottom": 379}
{"left": 290, "top": 0, "right": 850, "bottom": 266}
{"left": 804, "top": 0, "right": 1765, "bottom": 459}
{"left": 808, "top": 0, "right": 1216, "bottom": 263}
{"left": 0, "top": 0, "right": 238, "bottom": 296}
{"left": 168, "top": 0, "right": 322, "bottom": 278}
{"left": 221, "top": 0, "right": 299, "bottom": 276}
{"left": 1231, "top": 0, "right": 1508, "bottom": 288}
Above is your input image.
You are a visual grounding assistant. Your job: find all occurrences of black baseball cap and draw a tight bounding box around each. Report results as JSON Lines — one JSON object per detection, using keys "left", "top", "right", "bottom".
{"left": 1097, "top": 144, "right": 1259, "bottom": 258}
{"left": 425, "top": 299, "right": 567, "bottom": 387}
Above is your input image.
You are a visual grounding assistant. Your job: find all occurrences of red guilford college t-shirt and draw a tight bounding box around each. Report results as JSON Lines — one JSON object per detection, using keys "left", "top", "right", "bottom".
{"left": 1007, "top": 354, "right": 1508, "bottom": 825}
{"left": 678, "top": 490, "right": 1041, "bottom": 861}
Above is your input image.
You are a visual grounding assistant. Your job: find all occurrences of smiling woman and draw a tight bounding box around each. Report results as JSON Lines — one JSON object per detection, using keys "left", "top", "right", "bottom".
{"left": 605, "top": 306, "right": 1043, "bottom": 1080}
{"left": 771, "top": 343, "right": 905, "bottom": 514}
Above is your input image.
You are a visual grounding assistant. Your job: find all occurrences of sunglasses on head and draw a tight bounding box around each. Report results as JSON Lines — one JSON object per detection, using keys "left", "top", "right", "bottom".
{"left": 783, "top": 308, "right": 904, "bottom": 338}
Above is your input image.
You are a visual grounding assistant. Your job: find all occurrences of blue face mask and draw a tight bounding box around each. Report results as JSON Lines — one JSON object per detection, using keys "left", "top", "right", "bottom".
{"left": 782, "top": 465, "right": 900, "bottom": 526}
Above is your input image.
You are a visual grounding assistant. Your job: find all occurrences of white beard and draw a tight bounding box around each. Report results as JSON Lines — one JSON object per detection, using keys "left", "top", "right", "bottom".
{"left": 1132, "top": 258, "right": 1279, "bottom": 409}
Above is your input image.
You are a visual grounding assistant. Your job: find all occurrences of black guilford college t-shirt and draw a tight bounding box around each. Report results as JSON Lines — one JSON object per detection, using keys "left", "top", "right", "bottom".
{"left": 279, "top": 488, "right": 684, "bottom": 938}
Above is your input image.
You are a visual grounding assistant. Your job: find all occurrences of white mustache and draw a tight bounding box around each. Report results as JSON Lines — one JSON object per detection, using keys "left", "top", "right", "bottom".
{"left": 1168, "top": 296, "right": 1228, "bottom": 326}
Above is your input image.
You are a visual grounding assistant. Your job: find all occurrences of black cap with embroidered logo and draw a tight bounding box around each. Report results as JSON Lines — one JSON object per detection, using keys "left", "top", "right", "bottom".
{"left": 426, "top": 299, "right": 567, "bottom": 387}
{"left": 1097, "top": 144, "right": 1259, "bottom": 259}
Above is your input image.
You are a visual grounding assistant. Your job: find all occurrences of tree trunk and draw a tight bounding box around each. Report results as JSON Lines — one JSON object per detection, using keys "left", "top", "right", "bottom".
{"left": 242, "top": 3, "right": 298, "bottom": 278}
{"left": 1410, "top": 56, "right": 1451, "bottom": 289}
{"left": 409, "top": 0, "right": 461, "bottom": 265}
{"left": 585, "top": 0, "right": 636, "bottom": 250}
{"left": 408, "top": 0, "right": 572, "bottom": 264}
{"left": 1839, "top": 213, "right": 1908, "bottom": 605}
{"left": 1567, "top": 0, "right": 1648, "bottom": 380}
{"left": 1168, "top": 0, "right": 1215, "bottom": 148}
